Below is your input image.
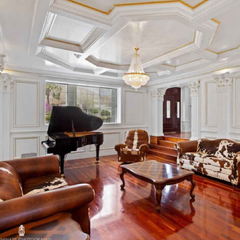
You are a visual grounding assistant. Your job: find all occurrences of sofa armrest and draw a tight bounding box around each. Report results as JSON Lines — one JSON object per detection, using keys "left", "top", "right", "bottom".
{"left": 5, "top": 155, "right": 59, "bottom": 182}
{"left": 115, "top": 144, "right": 127, "bottom": 155}
{"left": 175, "top": 141, "right": 198, "bottom": 158}
{"left": 0, "top": 184, "right": 94, "bottom": 234}
{"left": 139, "top": 144, "right": 149, "bottom": 154}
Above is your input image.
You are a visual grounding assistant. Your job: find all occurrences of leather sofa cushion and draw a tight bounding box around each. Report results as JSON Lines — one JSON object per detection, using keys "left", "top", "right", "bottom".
{"left": 0, "top": 212, "right": 89, "bottom": 240}
{"left": 0, "top": 163, "right": 23, "bottom": 201}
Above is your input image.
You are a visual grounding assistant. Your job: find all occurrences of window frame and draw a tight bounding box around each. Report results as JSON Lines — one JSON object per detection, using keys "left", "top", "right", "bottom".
{"left": 44, "top": 81, "right": 121, "bottom": 125}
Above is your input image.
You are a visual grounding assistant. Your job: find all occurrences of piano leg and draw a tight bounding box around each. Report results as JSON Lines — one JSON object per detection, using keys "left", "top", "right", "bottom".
{"left": 59, "top": 153, "right": 65, "bottom": 177}
{"left": 95, "top": 144, "right": 100, "bottom": 164}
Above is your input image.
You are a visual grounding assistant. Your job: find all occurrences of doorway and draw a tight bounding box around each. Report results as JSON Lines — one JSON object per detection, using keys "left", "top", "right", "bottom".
{"left": 163, "top": 87, "right": 181, "bottom": 133}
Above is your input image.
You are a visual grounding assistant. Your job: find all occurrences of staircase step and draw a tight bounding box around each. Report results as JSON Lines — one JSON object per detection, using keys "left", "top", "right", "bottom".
{"left": 163, "top": 136, "right": 189, "bottom": 142}
{"left": 148, "top": 148, "right": 177, "bottom": 161}
{"left": 158, "top": 140, "right": 176, "bottom": 148}
{"left": 149, "top": 144, "right": 177, "bottom": 155}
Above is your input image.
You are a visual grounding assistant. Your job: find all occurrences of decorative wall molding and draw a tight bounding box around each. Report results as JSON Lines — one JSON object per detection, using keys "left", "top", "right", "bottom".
{"left": 151, "top": 90, "right": 158, "bottom": 99}
{"left": 232, "top": 77, "right": 240, "bottom": 129}
{"left": 0, "top": 73, "right": 14, "bottom": 93}
{"left": 213, "top": 72, "right": 233, "bottom": 92}
{"left": 14, "top": 80, "right": 40, "bottom": 128}
{"left": 157, "top": 88, "right": 167, "bottom": 101}
{"left": 188, "top": 80, "right": 200, "bottom": 97}
{"left": 0, "top": 54, "right": 6, "bottom": 72}
{"left": 205, "top": 80, "right": 218, "bottom": 127}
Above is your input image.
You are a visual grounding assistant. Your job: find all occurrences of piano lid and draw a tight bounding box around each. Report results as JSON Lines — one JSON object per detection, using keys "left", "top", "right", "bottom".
{"left": 47, "top": 106, "right": 103, "bottom": 135}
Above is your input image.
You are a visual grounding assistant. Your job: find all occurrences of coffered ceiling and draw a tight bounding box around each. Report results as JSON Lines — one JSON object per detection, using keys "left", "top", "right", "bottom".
{"left": 1, "top": 0, "right": 240, "bottom": 85}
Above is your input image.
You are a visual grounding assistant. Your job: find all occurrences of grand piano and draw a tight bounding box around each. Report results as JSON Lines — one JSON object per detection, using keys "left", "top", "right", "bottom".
{"left": 42, "top": 106, "right": 104, "bottom": 176}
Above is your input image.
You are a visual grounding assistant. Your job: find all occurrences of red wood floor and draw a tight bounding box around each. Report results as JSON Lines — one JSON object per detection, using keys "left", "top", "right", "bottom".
{"left": 64, "top": 154, "right": 240, "bottom": 240}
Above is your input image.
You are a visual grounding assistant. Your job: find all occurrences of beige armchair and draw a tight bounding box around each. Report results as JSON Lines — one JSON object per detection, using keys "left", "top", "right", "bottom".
{"left": 115, "top": 129, "right": 149, "bottom": 163}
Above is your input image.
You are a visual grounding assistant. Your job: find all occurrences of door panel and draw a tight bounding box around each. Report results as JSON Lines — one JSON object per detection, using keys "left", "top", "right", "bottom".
{"left": 163, "top": 88, "right": 181, "bottom": 133}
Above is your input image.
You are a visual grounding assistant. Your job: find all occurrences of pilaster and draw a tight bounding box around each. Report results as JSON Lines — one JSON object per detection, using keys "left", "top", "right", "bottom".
{"left": 214, "top": 73, "right": 232, "bottom": 138}
{"left": 188, "top": 80, "right": 200, "bottom": 140}
{"left": 0, "top": 73, "right": 14, "bottom": 160}
{"left": 157, "top": 88, "right": 167, "bottom": 136}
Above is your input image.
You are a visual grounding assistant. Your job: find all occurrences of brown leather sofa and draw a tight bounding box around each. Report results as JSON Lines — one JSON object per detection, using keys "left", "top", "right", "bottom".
{"left": 0, "top": 155, "right": 94, "bottom": 239}
{"left": 176, "top": 138, "right": 240, "bottom": 185}
{"left": 115, "top": 129, "right": 149, "bottom": 163}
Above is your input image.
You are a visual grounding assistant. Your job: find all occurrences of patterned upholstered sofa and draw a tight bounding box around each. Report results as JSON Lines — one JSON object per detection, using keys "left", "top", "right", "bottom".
{"left": 176, "top": 139, "right": 240, "bottom": 185}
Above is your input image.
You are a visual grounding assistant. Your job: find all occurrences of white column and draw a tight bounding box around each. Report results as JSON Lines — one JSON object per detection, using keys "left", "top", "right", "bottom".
{"left": 181, "top": 85, "right": 191, "bottom": 132}
{"left": 214, "top": 73, "right": 232, "bottom": 138}
{"left": 189, "top": 80, "right": 200, "bottom": 140}
{"left": 150, "top": 90, "right": 158, "bottom": 136}
{"left": 157, "top": 88, "right": 167, "bottom": 136}
{"left": 0, "top": 73, "right": 14, "bottom": 160}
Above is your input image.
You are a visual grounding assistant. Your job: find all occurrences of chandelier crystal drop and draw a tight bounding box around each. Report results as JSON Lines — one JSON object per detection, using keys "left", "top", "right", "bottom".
{"left": 123, "top": 48, "right": 150, "bottom": 90}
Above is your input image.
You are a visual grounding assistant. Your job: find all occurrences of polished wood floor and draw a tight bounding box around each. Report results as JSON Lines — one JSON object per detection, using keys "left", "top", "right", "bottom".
{"left": 65, "top": 154, "right": 240, "bottom": 240}
{"left": 164, "top": 132, "right": 191, "bottom": 139}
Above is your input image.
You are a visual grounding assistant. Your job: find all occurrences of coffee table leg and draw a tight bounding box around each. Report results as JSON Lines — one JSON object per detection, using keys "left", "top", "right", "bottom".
{"left": 154, "top": 185, "right": 164, "bottom": 212}
{"left": 187, "top": 176, "right": 196, "bottom": 199}
{"left": 120, "top": 169, "right": 126, "bottom": 190}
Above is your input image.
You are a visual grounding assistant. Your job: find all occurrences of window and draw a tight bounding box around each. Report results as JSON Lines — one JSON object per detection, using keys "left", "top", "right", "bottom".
{"left": 45, "top": 82, "right": 118, "bottom": 124}
{"left": 166, "top": 101, "right": 171, "bottom": 118}
{"left": 177, "top": 102, "right": 180, "bottom": 118}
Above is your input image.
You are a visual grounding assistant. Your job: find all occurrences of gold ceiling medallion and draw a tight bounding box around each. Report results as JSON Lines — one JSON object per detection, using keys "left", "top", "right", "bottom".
{"left": 123, "top": 48, "right": 150, "bottom": 90}
{"left": 64, "top": 0, "right": 209, "bottom": 15}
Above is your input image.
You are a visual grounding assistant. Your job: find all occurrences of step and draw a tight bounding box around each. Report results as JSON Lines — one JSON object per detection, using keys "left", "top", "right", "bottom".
{"left": 163, "top": 136, "right": 189, "bottom": 143}
{"left": 158, "top": 140, "right": 176, "bottom": 148}
{"left": 149, "top": 144, "right": 177, "bottom": 155}
{"left": 148, "top": 148, "right": 177, "bottom": 161}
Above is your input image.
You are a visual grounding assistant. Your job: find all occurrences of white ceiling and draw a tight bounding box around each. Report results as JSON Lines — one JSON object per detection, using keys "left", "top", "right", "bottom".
{"left": 1, "top": 0, "right": 240, "bottom": 85}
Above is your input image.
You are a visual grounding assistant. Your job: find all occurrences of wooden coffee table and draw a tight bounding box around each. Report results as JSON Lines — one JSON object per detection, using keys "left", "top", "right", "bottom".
{"left": 120, "top": 160, "right": 196, "bottom": 212}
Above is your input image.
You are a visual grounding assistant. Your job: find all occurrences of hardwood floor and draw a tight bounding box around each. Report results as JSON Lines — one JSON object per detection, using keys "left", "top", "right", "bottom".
{"left": 64, "top": 154, "right": 240, "bottom": 240}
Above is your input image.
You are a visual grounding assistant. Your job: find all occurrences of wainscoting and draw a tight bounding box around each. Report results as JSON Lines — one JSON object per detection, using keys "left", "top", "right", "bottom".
{"left": 3, "top": 72, "right": 150, "bottom": 160}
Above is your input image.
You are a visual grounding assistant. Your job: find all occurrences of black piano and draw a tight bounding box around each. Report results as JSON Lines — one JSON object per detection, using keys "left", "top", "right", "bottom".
{"left": 42, "top": 106, "right": 104, "bottom": 176}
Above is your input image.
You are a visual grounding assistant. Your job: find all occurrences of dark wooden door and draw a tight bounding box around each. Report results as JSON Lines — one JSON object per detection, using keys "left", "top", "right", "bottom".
{"left": 163, "top": 88, "right": 181, "bottom": 133}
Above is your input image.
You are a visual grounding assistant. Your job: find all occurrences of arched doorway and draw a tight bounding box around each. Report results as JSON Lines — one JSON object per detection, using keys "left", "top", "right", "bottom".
{"left": 163, "top": 87, "right": 181, "bottom": 133}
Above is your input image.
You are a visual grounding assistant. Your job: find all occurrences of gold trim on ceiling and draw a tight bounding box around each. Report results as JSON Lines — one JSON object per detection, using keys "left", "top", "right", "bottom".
{"left": 210, "top": 18, "right": 221, "bottom": 45}
{"left": 64, "top": 0, "right": 209, "bottom": 15}
{"left": 163, "top": 58, "right": 203, "bottom": 68}
{"left": 205, "top": 18, "right": 240, "bottom": 55}
{"left": 45, "top": 37, "right": 81, "bottom": 47}
{"left": 205, "top": 45, "right": 240, "bottom": 55}
{"left": 147, "top": 30, "right": 196, "bottom": 63}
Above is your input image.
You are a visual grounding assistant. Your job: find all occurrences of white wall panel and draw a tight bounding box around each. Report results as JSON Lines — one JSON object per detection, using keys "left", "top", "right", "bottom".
{"left": 90, "top": 132, "right": 121, "bottom": 151}
{"left": 14, "top": 137, "right": 39, "bottom": 158}
{"left": 125, "top": 91, "right": 143, "bottom": 125}
{"left": 233, "top": 78, "right": 240, "bottom": 128}
{"left": 14, "top": 81, "right": 39, "bottom": 127}
{"left": 206, "top": 81, "right": 217, "bottom": 127}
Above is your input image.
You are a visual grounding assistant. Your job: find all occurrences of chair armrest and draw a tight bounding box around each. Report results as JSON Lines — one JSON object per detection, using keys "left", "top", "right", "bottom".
{"left": 115, "top": 144, "right": 127, "bottom": 155}
{"left": 175, "top": 141, "right": 198, "bottom": 158}
{"left": 5, "top": 155, "right": 59, "bottom": 182}
{"left": 0, "top": 184, "right": 94, "bottom": 233}
{"left": 139, "top": 144, "right": 149, "bottom": 153}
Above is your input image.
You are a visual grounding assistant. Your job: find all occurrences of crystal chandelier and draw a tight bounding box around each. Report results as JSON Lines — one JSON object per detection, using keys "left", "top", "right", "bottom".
{"left": 123, "top": 48, "right": 150, "bottom": 90}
